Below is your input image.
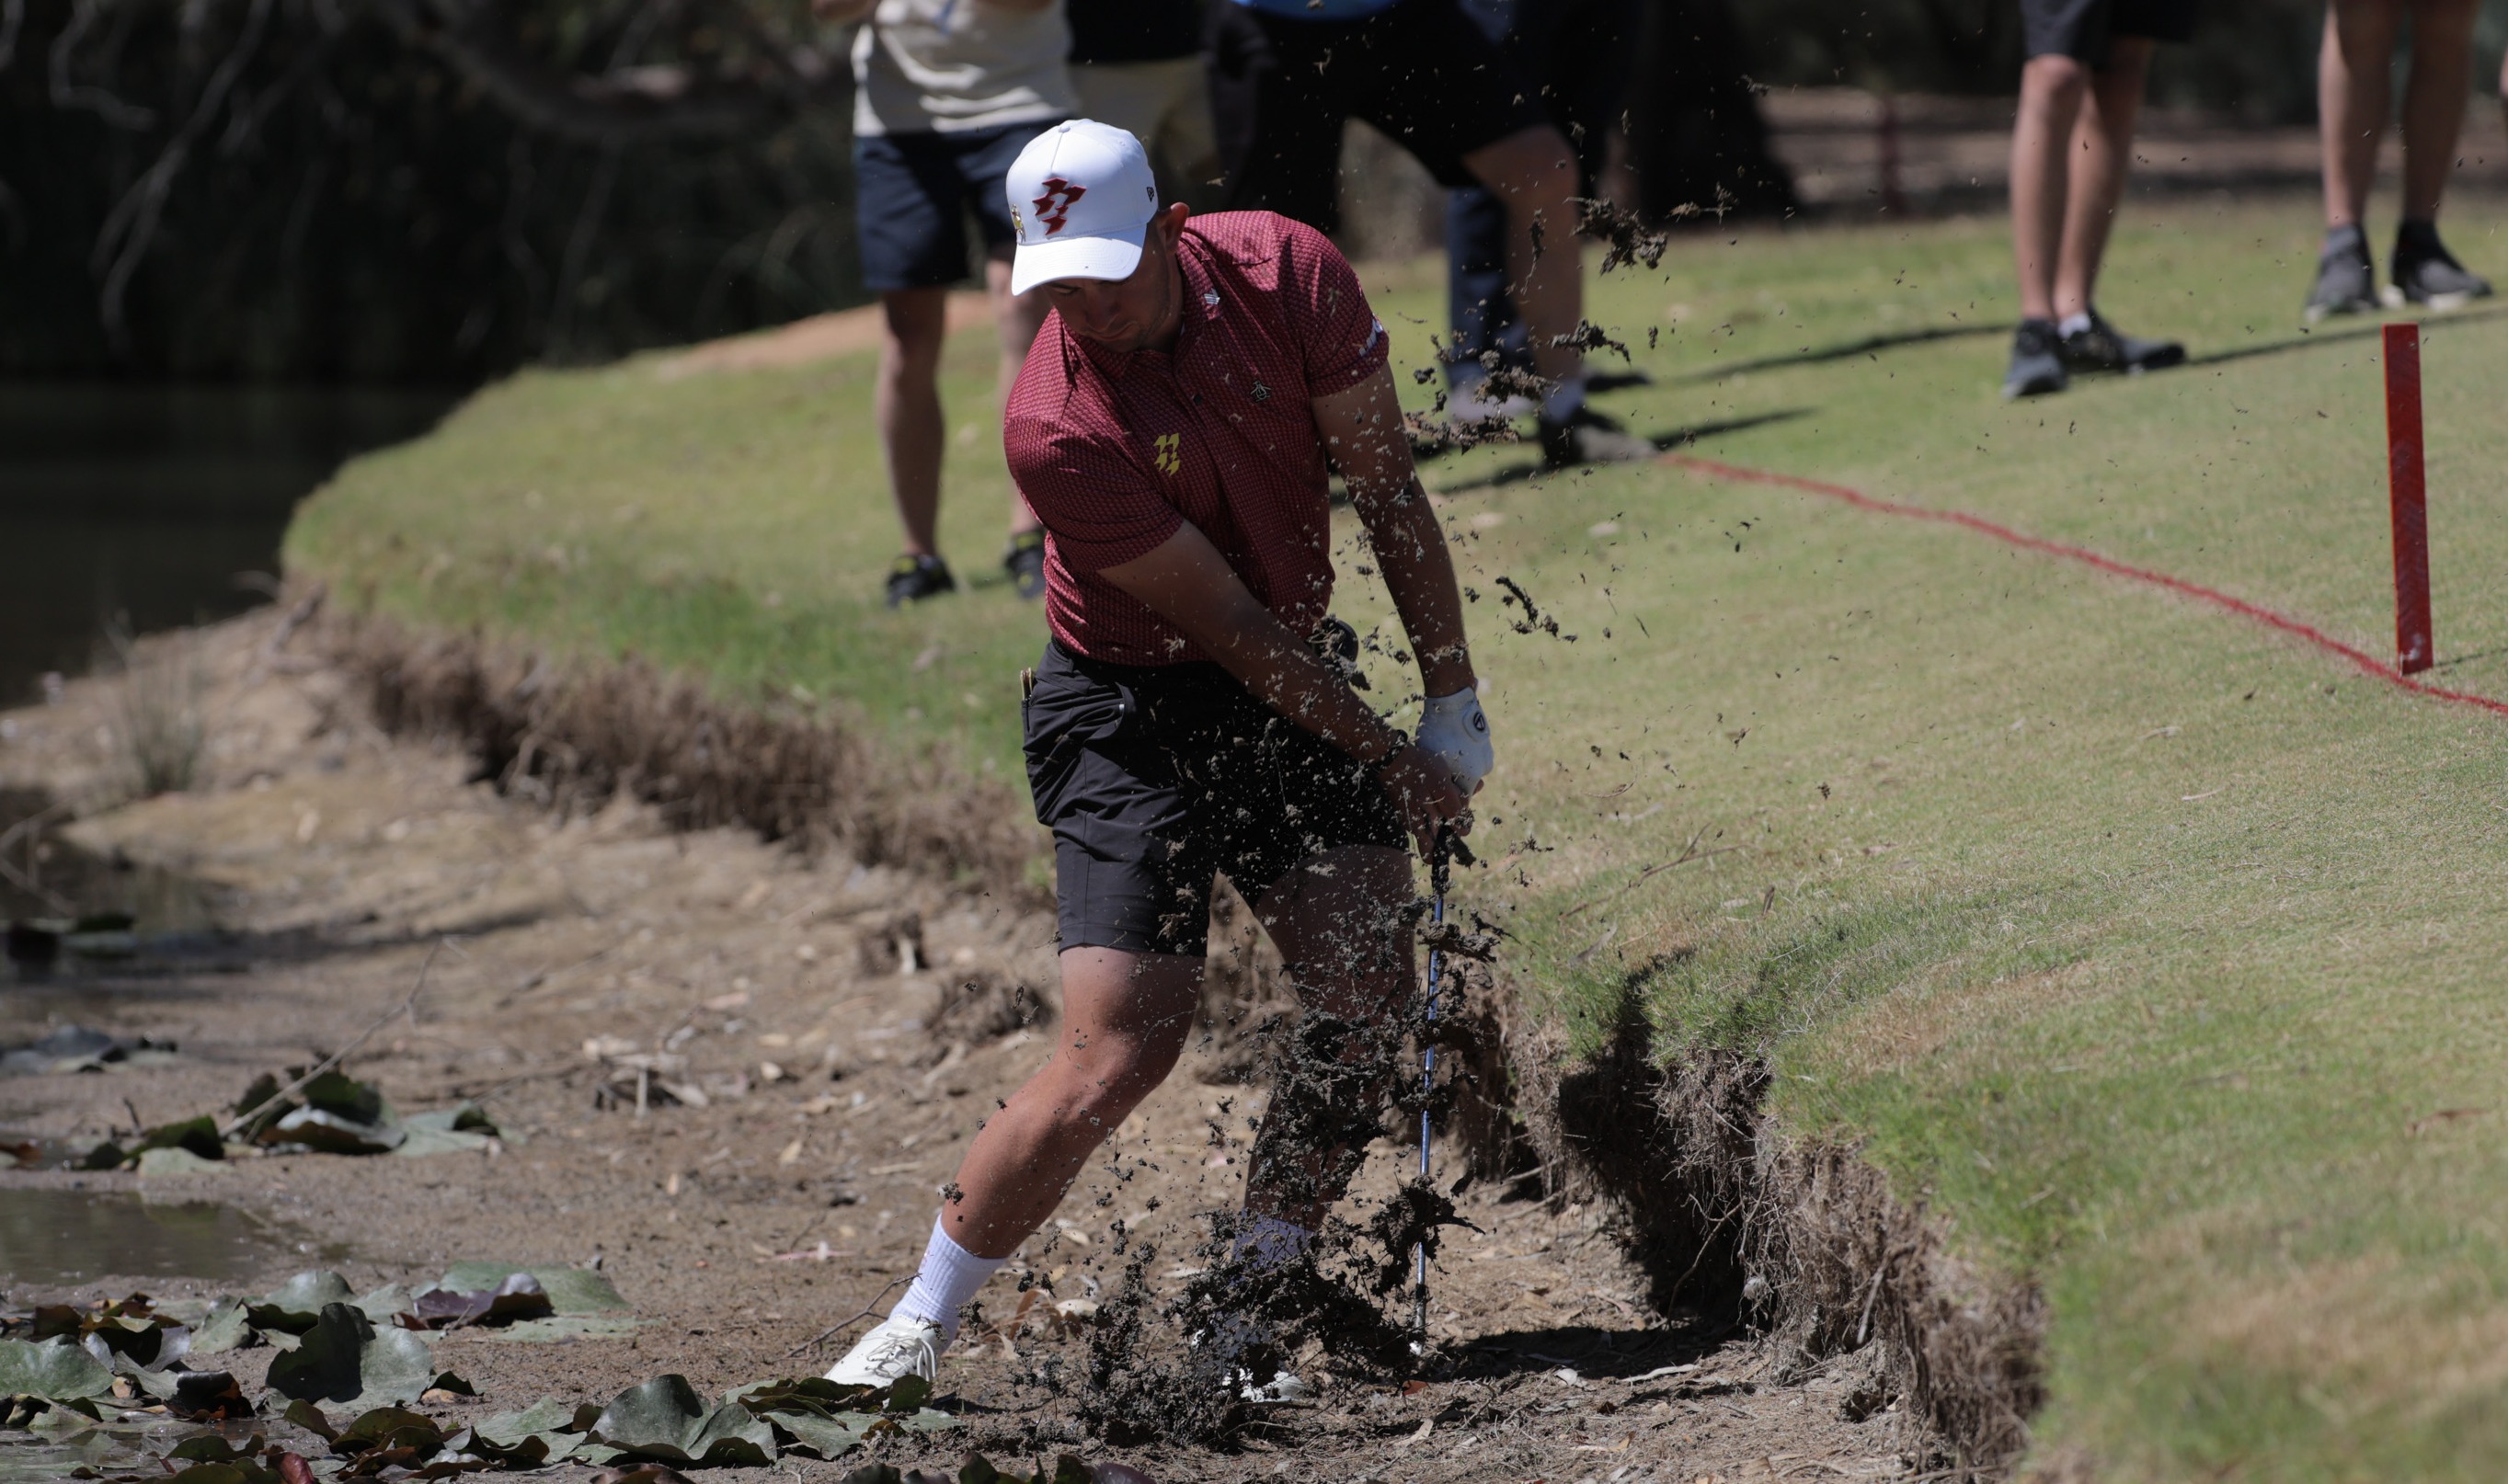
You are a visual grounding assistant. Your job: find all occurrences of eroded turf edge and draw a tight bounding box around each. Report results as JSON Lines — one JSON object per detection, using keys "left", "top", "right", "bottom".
{"left": 1515, "top": 989, "right": 2047, "bottom": 1478}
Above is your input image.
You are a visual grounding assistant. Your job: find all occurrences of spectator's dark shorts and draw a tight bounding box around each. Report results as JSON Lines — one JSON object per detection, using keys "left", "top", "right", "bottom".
{"left": 2023, "top": 0, "right": 2198, "bottom": 63}
{"left": 1208, "top": 0, "right": 1551, "bottom": 235}
{"left": 1023, "top": 638, "right": 1407, "bottom": 957}
{"left": 853, "top": 122, "right": 1036, "bottom": 292}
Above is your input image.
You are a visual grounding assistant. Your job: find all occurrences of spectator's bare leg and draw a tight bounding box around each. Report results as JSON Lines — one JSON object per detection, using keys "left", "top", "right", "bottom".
{"left": 2053, "top": 39, "right": 2155, "bottom": 322}
{"left": 987, "top": 248, "right": 1052, "bottom": 537}
{"left": 2399, "top": 0, "right": 2479, "bottom": 223}
{"left": 2011, "top": 52, "right": 2090, "bottom": 322}
{"left": 2321, "top": 0, "right": 2402, "bottom": 230}
{"left": 1460, "top": 123, "right": 1586, "bottom": 395}
{"left": 877, "top": 288, "right": 950, "bottom": 559}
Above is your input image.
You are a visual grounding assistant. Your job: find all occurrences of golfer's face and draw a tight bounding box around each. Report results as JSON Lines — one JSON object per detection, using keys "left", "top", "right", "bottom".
{"left": 1046, "top": 242, "right": 1171, "bottom": 353}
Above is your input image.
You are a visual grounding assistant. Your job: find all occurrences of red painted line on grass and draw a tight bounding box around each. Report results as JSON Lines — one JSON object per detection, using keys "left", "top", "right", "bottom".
{"left": 1660, "top": 451, "right": 2508, "bottom": 721}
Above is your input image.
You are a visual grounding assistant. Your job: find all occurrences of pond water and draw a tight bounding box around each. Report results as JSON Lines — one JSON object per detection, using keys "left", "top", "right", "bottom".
{"left": 0, "top": 1186, "right": 326, "bottom": 1287}
{"left": 0, "top": 382, "right": 458, "bottom": 707}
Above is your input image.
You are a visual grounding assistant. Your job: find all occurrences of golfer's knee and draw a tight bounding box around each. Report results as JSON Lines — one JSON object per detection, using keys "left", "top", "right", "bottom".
{"left": 1042, "top": 1041, "right": 1180, "bottom": 1128}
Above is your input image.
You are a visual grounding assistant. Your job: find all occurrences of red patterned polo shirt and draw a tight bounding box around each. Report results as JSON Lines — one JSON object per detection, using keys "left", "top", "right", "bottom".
{"left": 1002, "top": 211, "right": 1391, "bottom": 667}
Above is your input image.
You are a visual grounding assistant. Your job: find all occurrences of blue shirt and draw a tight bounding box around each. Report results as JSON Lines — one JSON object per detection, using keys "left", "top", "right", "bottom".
{"left": 1228, "top": 0, "right": 1403, "bottom": 19}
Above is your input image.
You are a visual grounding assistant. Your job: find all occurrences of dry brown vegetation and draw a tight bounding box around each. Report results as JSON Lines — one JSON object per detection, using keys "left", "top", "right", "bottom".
{"left": 329, "top": 611, "right": 1045, "bottom": 904}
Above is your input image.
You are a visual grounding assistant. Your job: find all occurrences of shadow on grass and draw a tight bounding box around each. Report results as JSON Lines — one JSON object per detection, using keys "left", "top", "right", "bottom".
{"left": 1437, "top": 409, "right": 1815, "bottom": 494}
{"left": 1669, "top": 324, "right": 2002, "bottom": 383}
{"left": 2182, "top": 300, "right": 2508, "bottom": 371}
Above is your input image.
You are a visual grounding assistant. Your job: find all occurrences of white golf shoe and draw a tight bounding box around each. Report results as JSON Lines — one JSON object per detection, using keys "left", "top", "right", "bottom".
{"left": 823, "top": 1312, "right": 946, "bottom": 1387}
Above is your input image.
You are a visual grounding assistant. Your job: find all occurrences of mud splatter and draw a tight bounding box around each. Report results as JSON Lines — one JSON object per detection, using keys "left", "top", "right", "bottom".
{"left": 1575, "top": 198, "right": 1668, "bottom": 274}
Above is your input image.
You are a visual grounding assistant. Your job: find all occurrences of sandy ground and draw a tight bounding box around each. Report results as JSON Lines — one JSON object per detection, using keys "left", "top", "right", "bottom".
{"left": 0, "top": 610, "right": 1916, "bottom": 1483}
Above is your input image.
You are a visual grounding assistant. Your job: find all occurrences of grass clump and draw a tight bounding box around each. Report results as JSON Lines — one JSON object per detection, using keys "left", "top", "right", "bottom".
{"left": 289, "top": 195, "right": 2508, "bottom": 1478}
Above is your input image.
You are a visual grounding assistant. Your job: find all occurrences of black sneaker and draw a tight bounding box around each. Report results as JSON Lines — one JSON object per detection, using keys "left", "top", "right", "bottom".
{"left": 1538, "top": 405, "right": 1655, "bottom": 467}
{"left": 2058, "top": 311, "right": 2185, "bottom": 375}
{"left": 883, "top": 554, "right": 956, "bottom": 608}
{"left": 2390, "top": 231, "right": 2493, "bottom": 312}
{"left": 1002, "top": 530, "right": 1048, "bottom": 600}
{"left": 2002, "top": 318, "right": 2067, "bottom": 400}
{"left": 2305, "top": 230, "right": 2377, "bottom": 324}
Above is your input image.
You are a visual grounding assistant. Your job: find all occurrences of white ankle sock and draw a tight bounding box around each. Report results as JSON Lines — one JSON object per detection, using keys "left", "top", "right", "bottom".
{"left": 1540, "top": 372, "right": 1587, "bottom": 424}
{"left": 2057, "top": 312, "right": 2093, "bottom": 338}
{"left": 894, "top": 1215, "right": 1006, "bottom": 1341}
{"left": 1231, "top": 1214, "right": 1316, "bottom": 1272}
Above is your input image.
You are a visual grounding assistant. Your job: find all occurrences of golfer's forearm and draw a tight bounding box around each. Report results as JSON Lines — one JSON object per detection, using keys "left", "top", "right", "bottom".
{"left": 1356, "top": 476, "right": 1475, "bottom": 698}
{"left": 1201, "top": 618, "right": 1405, "bottom": 763}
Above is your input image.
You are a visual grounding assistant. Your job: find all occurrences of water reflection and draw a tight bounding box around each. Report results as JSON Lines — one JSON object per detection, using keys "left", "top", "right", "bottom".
{"left": 0, "top": 1187, "right": 325, "bottom": 1286}
{"left": 0, "top": 382, "right": 457, "bottom": 706}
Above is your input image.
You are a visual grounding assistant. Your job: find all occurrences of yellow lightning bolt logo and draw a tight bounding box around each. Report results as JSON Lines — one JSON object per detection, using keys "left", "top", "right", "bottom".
{"left": 1152, "top": 433, "right": 1181, "bottom": 475}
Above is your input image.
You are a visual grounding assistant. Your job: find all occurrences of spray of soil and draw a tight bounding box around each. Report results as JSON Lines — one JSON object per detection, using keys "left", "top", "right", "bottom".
{"left": 1058, "top": 908, "right": 1494, "bottom": 1446}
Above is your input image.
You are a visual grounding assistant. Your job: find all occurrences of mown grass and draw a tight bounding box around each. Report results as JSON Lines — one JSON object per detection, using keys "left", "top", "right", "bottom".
{"left": 290, "top": 191, "right": 2508, "bottom": 1478}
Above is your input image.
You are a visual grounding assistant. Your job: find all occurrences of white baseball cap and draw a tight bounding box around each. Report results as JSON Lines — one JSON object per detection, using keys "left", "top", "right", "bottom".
{"left": 1006, "top": 120, "right": 1160, "bottom": 296}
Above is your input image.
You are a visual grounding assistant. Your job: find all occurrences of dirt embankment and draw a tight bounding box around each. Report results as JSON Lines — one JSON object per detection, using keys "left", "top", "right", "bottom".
{"left": 0, "top": 606, "right": 2011, "bottom": 1480}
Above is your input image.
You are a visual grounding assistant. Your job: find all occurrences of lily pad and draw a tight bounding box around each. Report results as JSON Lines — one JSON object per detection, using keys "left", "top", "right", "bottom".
{"left": 401, "top": 1103, "right": 498, "bottom": 1136}
{"left": 391, "top": 1125, "right": 495, "bottom": 1159}
{"left": 269, "top": 1107, "right": 406, "bottom": 1156}
{"left": 134, "top": 1115, "right": 225, "bottom": 1162}
{"left": 590, "top": 1376, "right": 774, "bottom": 1467}
{"left": 251, "top": 1273, "right": 358, "bottom": 1333}
{"left": 189, "top": 1298, "right": 254, "bottom": 1357}
{"left": 137, "top": 1146, "right": 226, "bottom": 1177}
{"left": 724, "top": 1376, "right": 952, "bottom": 1462}
{"left": 435, "top": 1264, "right": 626, "bottom": 1316}
{"left": 266, "top": 1304, "right": 469, "bottom": 1410}
{"left": 0, "top": 1336, "right": 114, "bottom": 1400}
{"left": 473, "top": 1397, "right": 601, "bottom": 1447}
{"left": 410, "top": 1274, "right": 553, "bottom": 1330}
{"left": 299, "top": 1072, "right": 390, "bottom": 1126}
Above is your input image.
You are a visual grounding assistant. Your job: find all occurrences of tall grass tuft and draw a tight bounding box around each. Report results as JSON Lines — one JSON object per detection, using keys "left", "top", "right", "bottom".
{"left": 106, "top": 625, "right": 205, "bottom": 797}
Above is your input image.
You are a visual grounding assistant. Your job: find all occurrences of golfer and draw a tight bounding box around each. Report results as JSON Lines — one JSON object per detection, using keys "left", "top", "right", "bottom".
{"left": 824, "top": 119, "right": 1491, "bottom": 1390}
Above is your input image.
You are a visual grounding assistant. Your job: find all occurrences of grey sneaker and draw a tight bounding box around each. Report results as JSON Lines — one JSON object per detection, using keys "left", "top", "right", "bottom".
{"left": 2390, "top": 234, "right": 2493, "bottom": 312}
{"left": 2059, "top": 311, "right": 2185, "bottom": 374}
{"left": 2002, "top": 319, "right": 2067, "bottom": 399}
{"left": 1538, "top": 405, "right": 1655, "bottom": 466}
{"left": 2306, "top": 232, "right": 2378, "bottom": 324}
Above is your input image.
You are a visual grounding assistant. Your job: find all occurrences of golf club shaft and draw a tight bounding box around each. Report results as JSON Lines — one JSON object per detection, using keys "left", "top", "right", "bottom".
{"left": 1414, "top": 830, "right": 1450, "bottom": 1338}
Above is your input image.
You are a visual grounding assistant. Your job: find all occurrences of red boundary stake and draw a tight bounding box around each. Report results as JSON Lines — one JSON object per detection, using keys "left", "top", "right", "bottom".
{"left": 1660, "top": 452, "right": 2508, "bottom": 720}
{"left": 2383, "top": 323, "right": 2435, "bottom": 673}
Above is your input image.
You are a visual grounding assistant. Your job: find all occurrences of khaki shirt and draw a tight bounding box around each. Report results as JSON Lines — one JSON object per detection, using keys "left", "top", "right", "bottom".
{"left": 853, "top": 0, "right": 1078, "bottom": 136}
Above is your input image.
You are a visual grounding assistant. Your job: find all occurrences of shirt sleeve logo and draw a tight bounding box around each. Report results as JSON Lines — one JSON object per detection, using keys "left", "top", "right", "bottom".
{"left": 1151, "top": 432, "right": 1182, "bottom": 474}
{"left": 1032, "top": 177, "right": 1088, "bottom": 237}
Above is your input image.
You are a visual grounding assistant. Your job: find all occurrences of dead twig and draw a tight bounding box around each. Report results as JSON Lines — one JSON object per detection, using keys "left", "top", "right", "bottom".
{"left": 217, "top": 938, "right": 448, "bottom": 1138}
{"left": 1560, "top": 827, "right": 1747, "bottom": 920}
{"left": 786, "top": 1275, "right": 911, "bottom": 1357}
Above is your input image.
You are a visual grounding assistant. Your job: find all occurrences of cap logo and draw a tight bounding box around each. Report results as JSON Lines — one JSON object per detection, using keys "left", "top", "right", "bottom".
{"left": 1031, "top": 177, "right": 1088, "bottom": 237}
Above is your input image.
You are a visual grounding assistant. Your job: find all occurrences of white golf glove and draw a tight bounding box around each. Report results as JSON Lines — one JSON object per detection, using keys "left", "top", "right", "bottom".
{"left": 1415, "top": 689, "right": 1494, "bottom": 795}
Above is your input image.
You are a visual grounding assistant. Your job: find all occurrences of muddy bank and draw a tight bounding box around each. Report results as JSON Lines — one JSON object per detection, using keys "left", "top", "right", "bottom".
{"left": 1519, "top": 996, "right": 2045, "bottom": 1478}
{"left": 2, "top": 608, "right": 1913, "bottom": 1481}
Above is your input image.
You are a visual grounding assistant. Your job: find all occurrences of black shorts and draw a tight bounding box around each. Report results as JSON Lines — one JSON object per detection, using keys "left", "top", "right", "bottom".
{"left": 2022, "top": 0, "right": 2197, "bottom": 63}
{"left": 1022, "top": 639, "right": 1407, "bottom": 958}
{"left": 853, "top": 122, "right": 1035, "bottom": 292}
{"left": 1207, "top": 0, "right": 1551, "bottom": 235}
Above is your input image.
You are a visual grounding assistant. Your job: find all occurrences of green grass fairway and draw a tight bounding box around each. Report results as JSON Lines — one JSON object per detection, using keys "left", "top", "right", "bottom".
{"left": 290, "top": 193, "right": 2508, "bottom": 1478}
